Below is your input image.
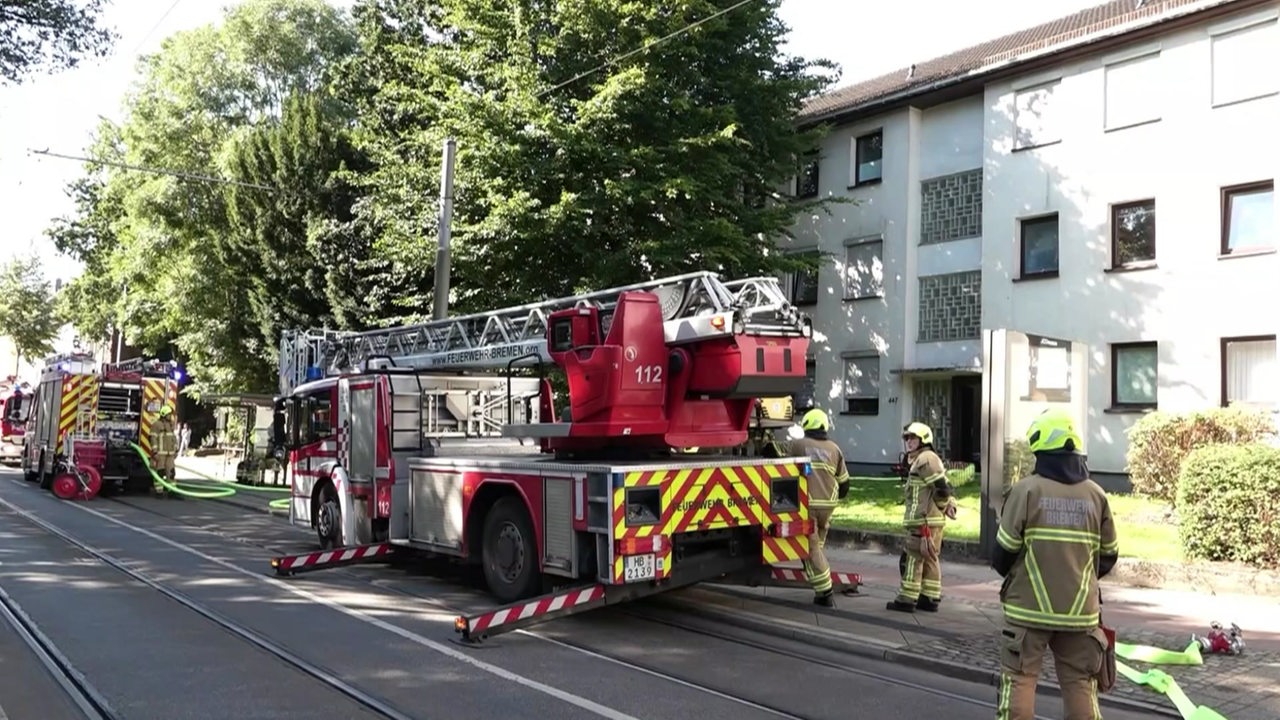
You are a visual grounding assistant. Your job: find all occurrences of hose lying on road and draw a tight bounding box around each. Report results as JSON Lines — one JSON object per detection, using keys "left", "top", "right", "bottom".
{"left": 127, "top": 442, "right": 291, "bottom": 509}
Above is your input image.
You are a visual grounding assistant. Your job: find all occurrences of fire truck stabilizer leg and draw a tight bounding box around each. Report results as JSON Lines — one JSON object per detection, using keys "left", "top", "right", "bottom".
{"left": 739, "top": 566, "right": 862, "bottom": 593}
{"left": 454, "top": 584, "right": 609, "bottom": 643}
{"left": 270, "top": 543, "right": 397, "bottom": 577}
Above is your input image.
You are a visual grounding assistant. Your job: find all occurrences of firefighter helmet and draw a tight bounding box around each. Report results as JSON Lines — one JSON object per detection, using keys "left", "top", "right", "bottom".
{"left": 1026, "top": 408, "right": 1082, "bottom": 454}
{"left": 800, "top": 408, "right": 830, "bottom": 432}
{"left": 903, "top": 421, "right": 933, "bottom": 445}
{"left": 159, "top": 405, "right": 173, "bottom": 418}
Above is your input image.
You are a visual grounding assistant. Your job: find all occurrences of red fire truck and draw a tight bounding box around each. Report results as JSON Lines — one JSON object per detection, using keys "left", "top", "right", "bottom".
{"left": 1, "top": 377, "right": 31, "bottom": 465}
{"left": 267, "top": 272, "right": 862, "bottom": 641}
{"left": 22, "top": 353, "right": 180, "bottom": 498}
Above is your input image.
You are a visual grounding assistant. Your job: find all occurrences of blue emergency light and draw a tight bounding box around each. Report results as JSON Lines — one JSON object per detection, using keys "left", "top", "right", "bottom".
{"left": 306, "top": 366, "right": 324, "bottom": 381}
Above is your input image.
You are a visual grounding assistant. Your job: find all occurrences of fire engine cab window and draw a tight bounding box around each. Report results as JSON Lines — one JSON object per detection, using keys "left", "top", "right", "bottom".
{"left": 306, "top": 393, "right": 334, "bottom": 441}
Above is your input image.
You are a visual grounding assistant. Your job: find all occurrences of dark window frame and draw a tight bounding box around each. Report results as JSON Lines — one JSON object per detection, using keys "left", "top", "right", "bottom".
{"left": 853, "top": 130, "right": 883, "bottom": 187}
{"left": 1019, "top": 213, "right": 1060, "bottom": 279}
{"left": 1110, "top": 199, "right": 1157, "bottom": 269}
{"left": 841, "top": 354, "right": 880, "bottom": 416}
{"left": 786, "top": 249, "right": 820, "bottom": 306}
{"left": 1220, "top": 180, "right": 1275, "bottom": 256}
{"left": 1110, "top": 341, "right": 1158, "bottom": 411}
{"left": 795, "top": 154, "right": 820, "bottom": 199}
{"left": 1220, "top": 334, "right": 1278, "bottom": 408}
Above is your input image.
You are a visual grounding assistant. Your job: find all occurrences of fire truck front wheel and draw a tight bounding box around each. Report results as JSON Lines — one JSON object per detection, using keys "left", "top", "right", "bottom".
{"left": 315, "top": 482, "right": 342, "bottom": 550}
{"left": 481, "top": 496, "right": 541, "bottom": 603}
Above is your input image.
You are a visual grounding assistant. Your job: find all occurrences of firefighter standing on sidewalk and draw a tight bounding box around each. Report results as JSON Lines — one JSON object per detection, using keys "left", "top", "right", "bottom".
{"left": 765, "top": 408, "right": 850, "bottom": 607}
{"left": 887, "top": 422, "right": 954, "bottom": 613}
{"left": 991, "top": 409, "right": 1119, "bottom": 720}
{"left": 150, "top": 404, "right": 179, "bottom": 496}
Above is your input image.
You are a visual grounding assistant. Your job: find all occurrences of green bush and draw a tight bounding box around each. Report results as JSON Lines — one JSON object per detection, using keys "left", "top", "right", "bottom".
{"left": 1126, "top": 407, "right": 1276, "bottom": 502}
{"left": 1003, "top": 439, "right": 1035, "bottom": 500}
{"left": 946, "top": 463, "right": 976, "bottom": 487}
{"left": 1176, "top": 443, "right": 1280, "bottom": 568}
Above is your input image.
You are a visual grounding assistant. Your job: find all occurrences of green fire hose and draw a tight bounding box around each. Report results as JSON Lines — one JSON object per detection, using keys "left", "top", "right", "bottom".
{"left": 1115, "top": 640, "right": 1229, "bottom": 719}
{"left": 128, "top": 442, "right": 291, "bottom": 509}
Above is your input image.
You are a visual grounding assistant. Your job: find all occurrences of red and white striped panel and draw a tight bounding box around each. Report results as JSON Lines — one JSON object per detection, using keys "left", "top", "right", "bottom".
{"left": 769, "top": 566, "right": 862, "bottom": 587}
{"left": 466, "top": 585, "right": 607, "bottom": 635}
{"left": 273, "top": 542, "right": 393, "bottom": 572}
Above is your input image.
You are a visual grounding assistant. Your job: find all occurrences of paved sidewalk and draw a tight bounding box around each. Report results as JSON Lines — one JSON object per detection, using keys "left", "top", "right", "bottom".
{"left": 660, "top": 547, "right": 1280, "bottom": 720}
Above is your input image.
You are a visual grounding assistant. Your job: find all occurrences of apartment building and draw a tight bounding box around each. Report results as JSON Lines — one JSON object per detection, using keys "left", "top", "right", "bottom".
{"left": 784, "top": 0, "right": 1278, "bottom": 482}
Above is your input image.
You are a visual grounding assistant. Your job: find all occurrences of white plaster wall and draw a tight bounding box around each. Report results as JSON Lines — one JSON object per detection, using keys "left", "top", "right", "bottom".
{"left": 981, "top": 5, "right": 1280, "bottom": 472}
{"left": 788, "top": 108, "right": 914, "bottom": 465}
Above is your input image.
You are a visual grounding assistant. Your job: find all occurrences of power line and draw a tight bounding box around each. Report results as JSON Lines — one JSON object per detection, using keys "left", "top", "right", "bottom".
{"left": 130, "top": 0, "right": 185, "bottom": 59}
{"left": 535, "top": 0, "right": 761, "bottom": 98}
{"left": 27, "top": 148, "right": 277, "bottom": 192}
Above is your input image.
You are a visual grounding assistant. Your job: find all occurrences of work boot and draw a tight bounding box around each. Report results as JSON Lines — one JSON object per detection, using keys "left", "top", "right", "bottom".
{"left": 814, "top": 590, "right": 835, "bottom": 608}
{"left": 916, "top": 596, "right": 940, "bottom": 612}
{"left": 886, "top": 599, "right": 916, "bottom": 613}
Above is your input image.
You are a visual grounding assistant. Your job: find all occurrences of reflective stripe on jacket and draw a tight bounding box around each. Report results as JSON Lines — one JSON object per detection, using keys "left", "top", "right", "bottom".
{"left": 771, "top": 436, "right": 848, "bottom": 509}
{"left": 997, "top": 472, "right": 1119, "bottom": 630}
{"left": 902, "top": 449, "right": 947, "bottom": 528}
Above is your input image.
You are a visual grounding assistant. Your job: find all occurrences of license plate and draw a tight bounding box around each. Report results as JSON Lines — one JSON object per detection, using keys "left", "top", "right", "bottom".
{"left": 623, "top": 553, "right": 656, "bottom": 582}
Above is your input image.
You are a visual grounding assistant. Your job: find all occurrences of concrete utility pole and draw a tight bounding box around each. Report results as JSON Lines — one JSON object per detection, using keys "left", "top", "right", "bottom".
{"left": 432, "top": 137, "right": 457, "bottom": 321}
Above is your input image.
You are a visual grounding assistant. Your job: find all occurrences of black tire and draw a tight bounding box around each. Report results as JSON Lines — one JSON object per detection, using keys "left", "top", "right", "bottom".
{"left": 37, "top": 451, "right": 51, "bottom": 490}
{"left": 315, "top": 482, "right": 342, "bottom": 550}
{"left": 481, "top": 496, "right": 542, "bottom": 603}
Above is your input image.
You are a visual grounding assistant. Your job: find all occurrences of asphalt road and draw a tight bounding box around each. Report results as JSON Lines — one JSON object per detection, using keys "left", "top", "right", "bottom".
{"left": 0, "top": 468, "right": 1166, "bottom": 720}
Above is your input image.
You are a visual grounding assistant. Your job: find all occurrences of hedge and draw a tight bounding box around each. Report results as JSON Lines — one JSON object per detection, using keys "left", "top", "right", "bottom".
{"left": 1176, "top": 443, "right": 1280, "bottom": 568}
{"left": 1125, "top": 407, "right": 1276, "bottom": 503}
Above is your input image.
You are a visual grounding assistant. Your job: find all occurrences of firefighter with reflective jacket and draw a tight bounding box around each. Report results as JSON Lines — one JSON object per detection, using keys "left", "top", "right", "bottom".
{"left": 765, "top": 408, "right": 849, "bottom": 607}
{"left": 887, "top": 422, "right": 954, "bottom": 613}
{"left": 991, "top": 409, "right": 1118, "bottom": 720}
{"left": 150, "top": 405, "right": 179, "bottom": 496}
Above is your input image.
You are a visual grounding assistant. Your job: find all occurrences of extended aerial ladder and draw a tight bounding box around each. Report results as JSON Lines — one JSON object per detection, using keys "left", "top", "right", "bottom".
{"left": 279, "top": 271, "right": 811, "bottom": 395}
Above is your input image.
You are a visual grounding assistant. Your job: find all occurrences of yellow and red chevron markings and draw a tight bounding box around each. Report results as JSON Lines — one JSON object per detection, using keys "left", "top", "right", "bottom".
{"left": 56, "top": 374, "right": 98, "bottom": 453}
{"left": 610, "top": 462, "right": 810, "bottom": 583}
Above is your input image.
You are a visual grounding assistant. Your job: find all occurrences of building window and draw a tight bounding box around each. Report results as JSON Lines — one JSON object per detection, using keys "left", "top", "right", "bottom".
{"left": 1019, "top": 214, "right": 1059, "bottom": 277}
{"left": 842, "top": 238, "right": 884, "bottom": 300}
{"left": 1222, "top": 335, "right": 1277, "bottom": 409}
{"left": 795, "top": 155, "right": 819, "bottom": 198}
{"left": 1211, "top": 19, "right": 1279, "bottom": 107}
{"left": 1013, "top": 80, "right": 1062, "bottom": 150}
{"left": 1221, "top": 181, "right": 1275, "bottom": 255}
{"left": 1111, "top": 199, "right": 1156, "bottom": 267}
{"left": 786, "top": 250, "right": 819, "bottom": 305}
{"left": 842, "top": 354, "right": 880, "bottom": 415}
{"left": 853, "top": 130, "right": 882, "bottom": 186}
{"left": 1104, "top": 52, "right": 1161, "bottom": 130}
{"left": 1111, "top": 342, "right": 1158, "bottom": 409}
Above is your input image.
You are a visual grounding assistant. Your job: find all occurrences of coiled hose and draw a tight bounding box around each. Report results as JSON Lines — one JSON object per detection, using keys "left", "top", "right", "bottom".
{"left": 128, "top": 442, "right": 291, "bottom": 509}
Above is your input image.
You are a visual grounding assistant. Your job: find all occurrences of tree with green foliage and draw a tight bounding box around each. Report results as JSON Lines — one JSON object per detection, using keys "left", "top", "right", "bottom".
{"left": 0, "top": 0, "right": 116, "bottom": 84}
{"left": 0, "top": 253, "right": 64, "bottom": 371}
{"left": 47, "top": 0, "right": 362, "bottom": 395}
{"left": 346, "top": 0, "right": 839, "bottom": 315}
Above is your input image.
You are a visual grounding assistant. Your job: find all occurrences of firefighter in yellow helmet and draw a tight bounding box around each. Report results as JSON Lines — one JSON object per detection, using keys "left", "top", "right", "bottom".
{"left": 150, "top": 404, "right": 179, "bottom": 496}
{"left": 992, "top": 409, "right": 1118, "bottom": 720}
{"left": 887, "top": 421, "right": 954, "bottom": 613}
{"left": 764, "top": 408, "right": 849, "bottom": 607}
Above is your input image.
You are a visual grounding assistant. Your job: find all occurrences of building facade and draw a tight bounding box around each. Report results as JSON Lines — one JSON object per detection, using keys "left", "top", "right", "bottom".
{"left": 784, "top": 0, "right": 1279, "bottom": 482}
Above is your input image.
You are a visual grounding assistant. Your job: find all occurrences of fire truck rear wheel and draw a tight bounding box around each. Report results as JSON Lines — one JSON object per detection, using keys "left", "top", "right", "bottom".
{"left": 481, "top": 496, "right": 541, "bottom": 603}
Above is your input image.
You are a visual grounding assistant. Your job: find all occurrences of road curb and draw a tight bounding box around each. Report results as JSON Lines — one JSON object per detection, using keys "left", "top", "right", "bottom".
{"left": 660, "top": 596, "right": 1180, "bottom": 719}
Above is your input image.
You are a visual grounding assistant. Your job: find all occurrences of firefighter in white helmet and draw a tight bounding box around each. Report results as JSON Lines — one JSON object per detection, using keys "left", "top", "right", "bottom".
{"left": 765, "top": 408, "right": 849, "bottom": 607}
{"left": 150, "top": 404, "right": 179, "bottom": 496}
{"left": 887, "top": 421, "right": 954, "bottom": 613}
{"left": 992, "top": 409, "right": 1118, "bottom": 720}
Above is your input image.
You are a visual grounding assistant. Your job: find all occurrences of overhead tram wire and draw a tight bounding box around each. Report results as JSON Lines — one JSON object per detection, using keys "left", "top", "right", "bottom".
{"left": 26, "top": 148, "right": 278, "bottom": 193}
{"left": 534, "top": 0, "right": 763, "bottom": 99}
{"left": 130, "top": 0, "right": 186, "bottom": 59}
